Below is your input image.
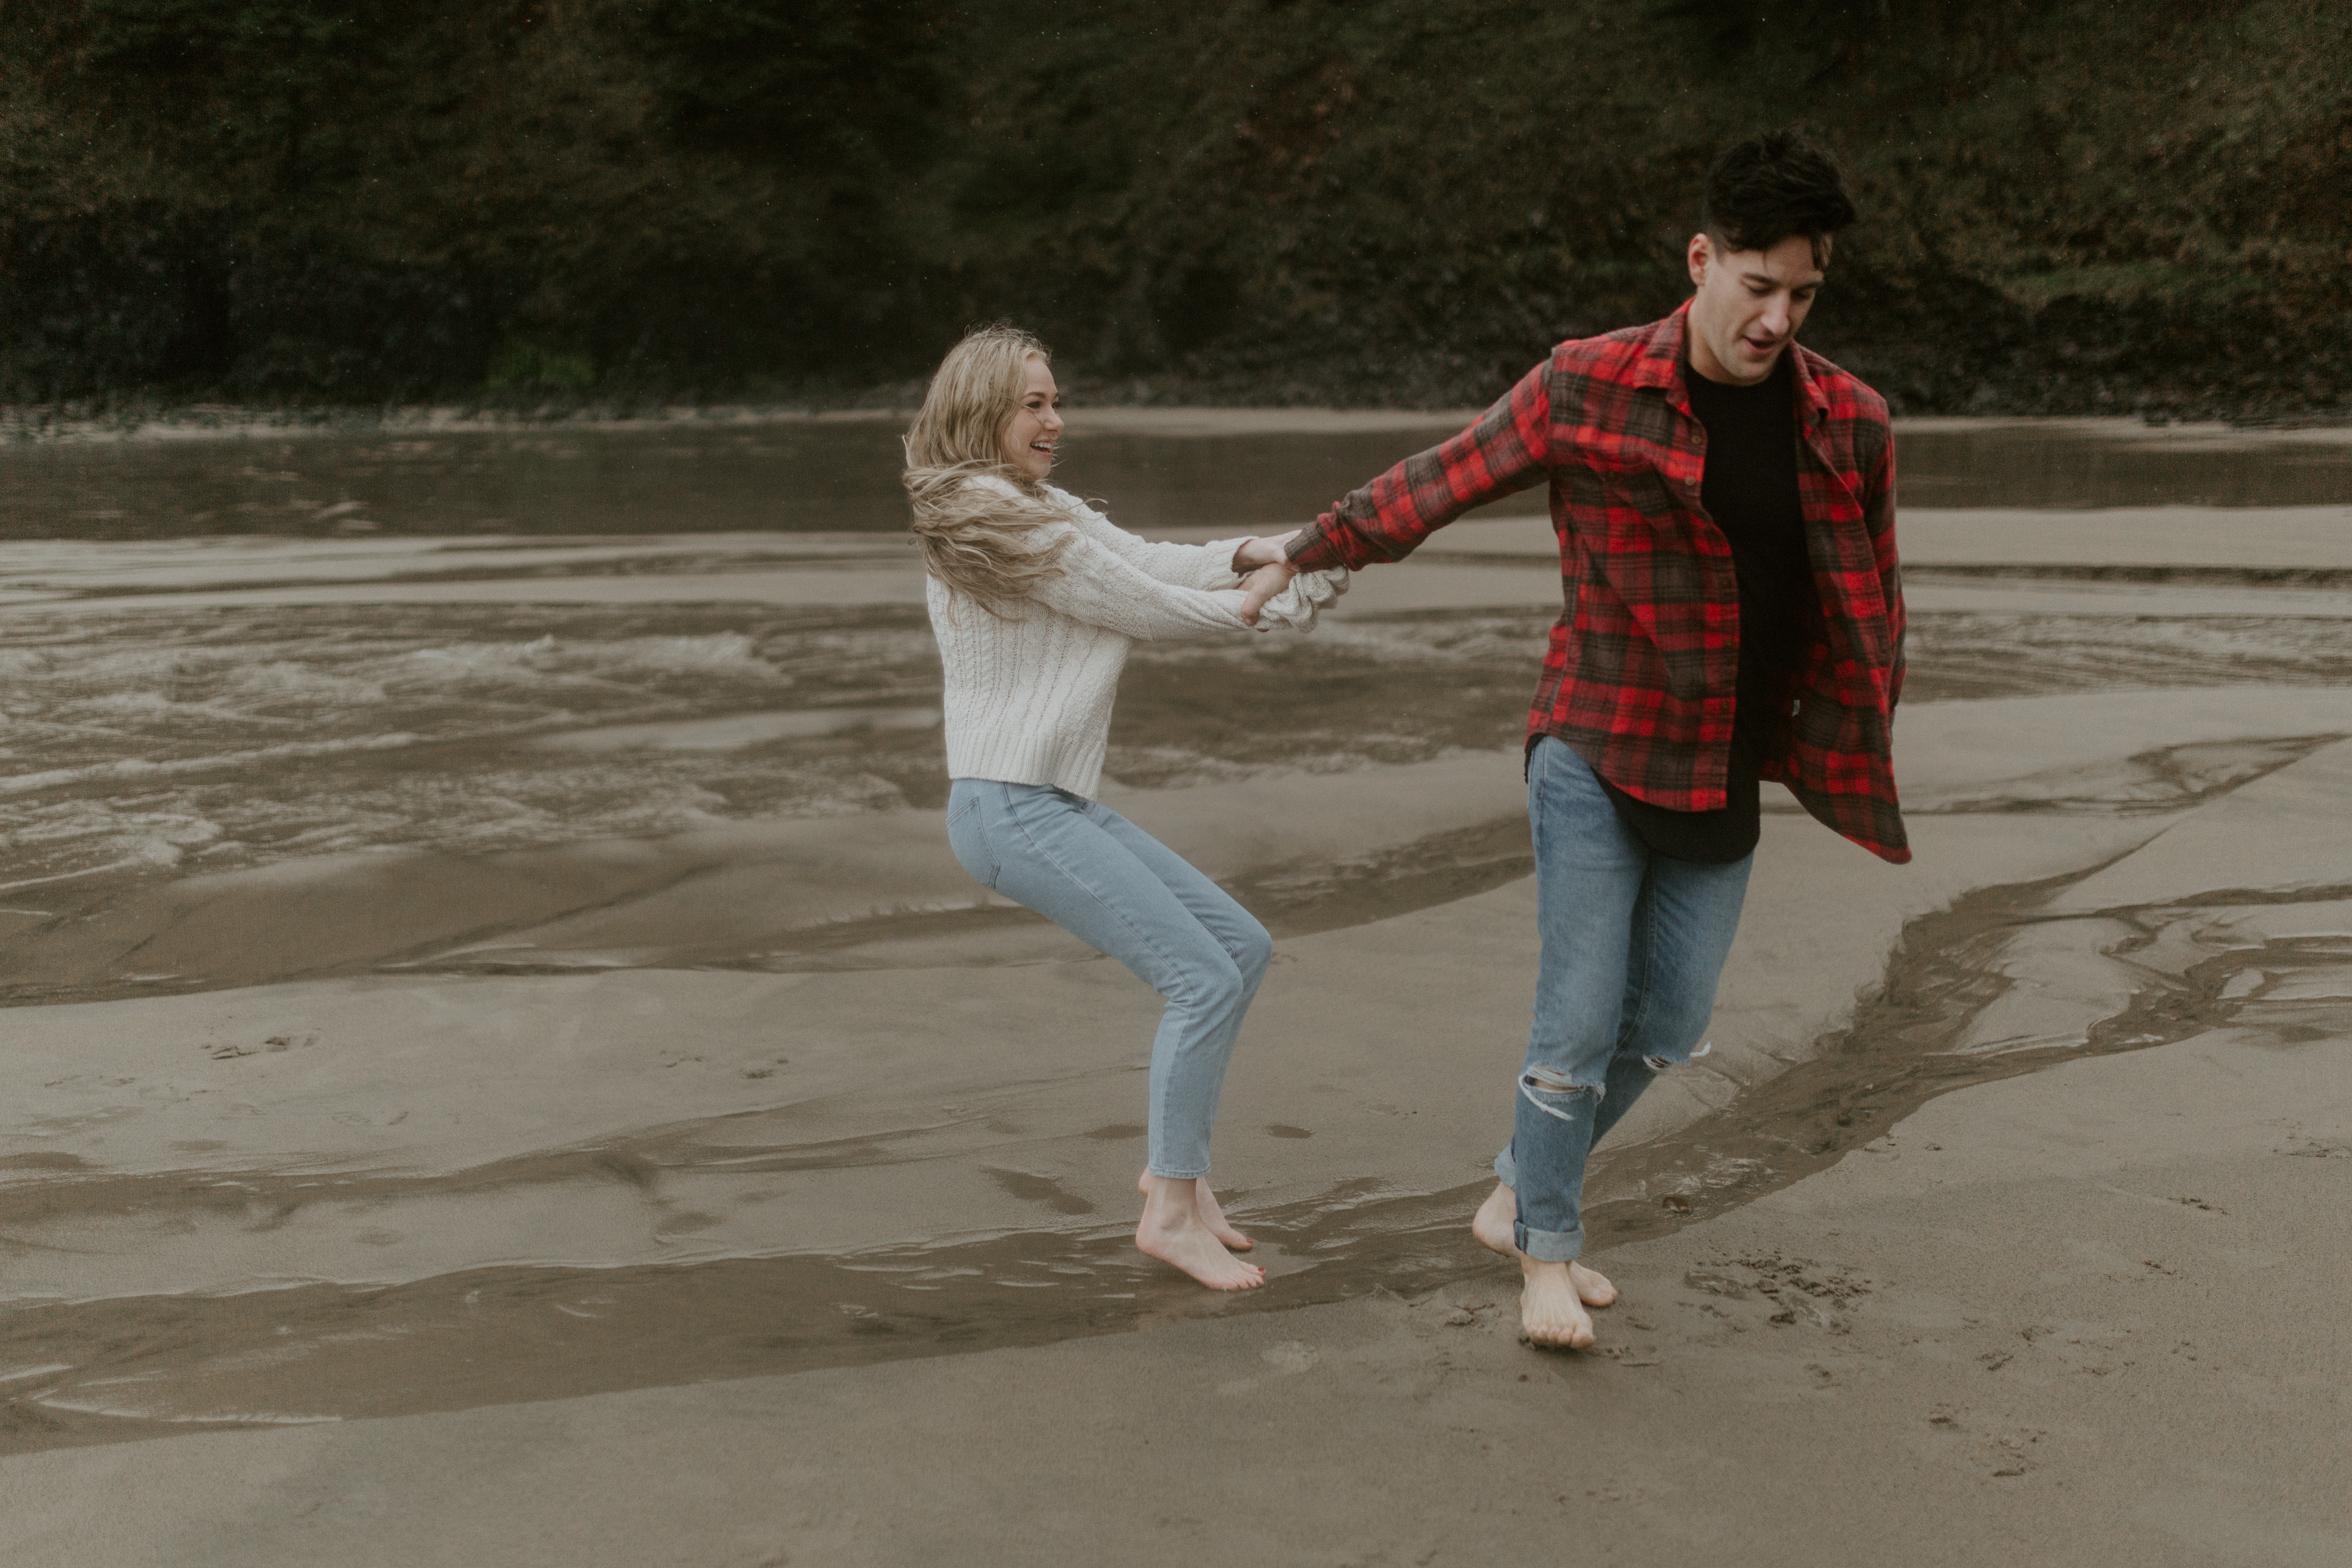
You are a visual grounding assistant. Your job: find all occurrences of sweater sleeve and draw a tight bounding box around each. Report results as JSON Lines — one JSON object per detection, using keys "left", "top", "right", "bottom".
{"left": 1026, "top": 522, "right": 1256, "bottom": 641}
{"left": 1050, "top": 488, "right": 1248, "bottom": 591}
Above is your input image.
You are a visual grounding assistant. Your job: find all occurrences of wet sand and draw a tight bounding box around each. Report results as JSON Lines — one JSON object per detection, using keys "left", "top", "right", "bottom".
{"left": 2, "top": 417, "right": 2349, "bottom": 1560}
{"left": 9, "top": 1022, "right": 2340, "bottom": 1566}
{"left": 3, "top": 731, "right": 2346, "bottom": 1561}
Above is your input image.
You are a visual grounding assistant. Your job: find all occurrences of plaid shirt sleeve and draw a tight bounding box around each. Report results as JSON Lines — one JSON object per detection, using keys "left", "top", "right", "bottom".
{"left": 1863, "top": 430, "right": 1904, "bottom": 710}
{"left": 1285, "top": 364, "right": 1554, "bottom": 573}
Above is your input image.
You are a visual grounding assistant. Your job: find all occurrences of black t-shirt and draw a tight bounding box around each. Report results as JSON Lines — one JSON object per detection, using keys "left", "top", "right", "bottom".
{"left": 1599, "top": 353, "right": 1817, "bottom": 862}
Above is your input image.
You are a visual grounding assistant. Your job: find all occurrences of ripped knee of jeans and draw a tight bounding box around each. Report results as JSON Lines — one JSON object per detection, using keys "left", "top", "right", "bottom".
{"left": 1641, "top": 1039, "right": 1711, "bottom": 1075}
{"left": 1520, "top": 1067, "right": 1600, "bottom": 1123}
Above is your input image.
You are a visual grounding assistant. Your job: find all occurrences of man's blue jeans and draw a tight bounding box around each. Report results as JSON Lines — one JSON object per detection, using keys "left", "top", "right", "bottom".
{"left": 945, "top": 778, "right": 1271, "bottom": 1180}
{"left": 1496, "top": 737, "right": 1753, "bottom": 1262}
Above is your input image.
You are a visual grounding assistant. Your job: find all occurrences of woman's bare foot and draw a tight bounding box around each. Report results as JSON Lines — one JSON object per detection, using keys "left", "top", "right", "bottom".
{"left": 1136, "top": 1173, "right": 1265, "bottom": 1290}
{"left": 1518, "top": 1256, "right": 1597, "bottom": 1350}
{"left": 1190, "top": 1178, "right": 1252, "bottom": 1251}
{"left": 1472, "top": 1182, "right": 1618, "bottom": 1307}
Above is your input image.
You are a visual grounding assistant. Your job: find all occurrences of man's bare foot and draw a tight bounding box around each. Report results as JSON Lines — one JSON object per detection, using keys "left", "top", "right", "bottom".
{"left": 1136, "top": 1174, "right": 1265, "bottom": 1291}
{"left": 1569, "top": 1259, "right": 1619, "bottom": 1308}
{"left": 1472, "top": 1181, "right": 1519, "bottom": 1257}
{"left": 1472, "top": 1182, "right": 1617, "bottom": 1307}
{"left": 1518, "top": 1256, "right": 1597, "bottom": 1350}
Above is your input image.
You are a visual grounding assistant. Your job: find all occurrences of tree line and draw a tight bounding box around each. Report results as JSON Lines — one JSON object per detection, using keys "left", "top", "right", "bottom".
{"left": 0, "top": 0, "right": 2343, "bottom": 414}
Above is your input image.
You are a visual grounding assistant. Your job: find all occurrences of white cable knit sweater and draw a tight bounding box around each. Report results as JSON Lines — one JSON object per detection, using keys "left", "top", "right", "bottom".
{"left": 928, "top": 481, "right": 1345, "bottom": 799}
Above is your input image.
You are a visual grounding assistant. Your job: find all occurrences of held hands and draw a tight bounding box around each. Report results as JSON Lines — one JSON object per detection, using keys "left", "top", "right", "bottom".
{"left": 1230, "top": 531, "right": 1303, "bottom": 627}
{"left": 1227, "top": 530, "right": 1345, "bottom": 629}
{"left": 1228, "top": 531, "right": 1299, "bottom": 574}
{"left": 1237, "top": 561, "right": 1297, "bottom": 625}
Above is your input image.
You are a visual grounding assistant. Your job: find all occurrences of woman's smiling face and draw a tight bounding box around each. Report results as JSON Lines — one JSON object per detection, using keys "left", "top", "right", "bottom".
{"left": 1000, "top": 354, "right": 1064, "bottom": 481}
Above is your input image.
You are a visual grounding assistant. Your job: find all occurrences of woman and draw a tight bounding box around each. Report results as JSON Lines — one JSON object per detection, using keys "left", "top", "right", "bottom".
{"left": 905, "top": 323, "right": 1343, "bottom": 1291}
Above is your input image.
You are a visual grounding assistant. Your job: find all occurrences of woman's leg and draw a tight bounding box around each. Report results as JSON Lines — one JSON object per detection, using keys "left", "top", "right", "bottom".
{"left": 952, "top": 780, "right": 1265, "bottom": 1289}
{"left": 1075, "top": 797, "right": 1274, "bottom": 1251}
{"left": 1076, "top": 797, "right": 1272, "bottom": 1180}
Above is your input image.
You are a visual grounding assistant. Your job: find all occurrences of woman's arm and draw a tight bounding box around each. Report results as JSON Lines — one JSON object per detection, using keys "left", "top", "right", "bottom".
{"left": 1048, "top": 488, "right": 1254, "bottom": 592}
{"left": 1248, "top": 563, "right": 1349, "bottom": 631}
{"left": 1026, "top": 523, "right": 1259, "bottom": 641}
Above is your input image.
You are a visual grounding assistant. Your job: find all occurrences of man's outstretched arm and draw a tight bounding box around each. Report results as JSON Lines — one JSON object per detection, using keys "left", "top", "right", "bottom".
{"left": 1237, "top": 361, "right": 1553, "bottom": 621}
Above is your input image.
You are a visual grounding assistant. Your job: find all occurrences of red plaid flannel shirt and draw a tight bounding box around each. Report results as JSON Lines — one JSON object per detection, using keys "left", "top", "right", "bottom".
{"left": 1288, "top": 302, "right": 1910, "bottom": 863}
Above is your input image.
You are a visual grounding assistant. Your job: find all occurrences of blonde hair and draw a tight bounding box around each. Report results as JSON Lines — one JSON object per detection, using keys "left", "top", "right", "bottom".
{"left": 902, "top": 323, "right": 1072, "bottom": 616}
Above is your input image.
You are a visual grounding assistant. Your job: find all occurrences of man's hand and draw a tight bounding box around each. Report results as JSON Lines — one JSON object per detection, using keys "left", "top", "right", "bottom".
{"left": 1237, "top": 561, "right": 1297, "bottom": 626}
{"left": 1229, "top": 530, "right": 1300, "bottom": 576}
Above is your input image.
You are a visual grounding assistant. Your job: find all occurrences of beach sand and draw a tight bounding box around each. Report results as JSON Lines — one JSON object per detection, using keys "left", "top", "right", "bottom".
{"left": 8, "top": 1015, "right": 2342, "bottom": 1568}
{"left": 2, "top": 439, "right": 2348, "bottom": 1561}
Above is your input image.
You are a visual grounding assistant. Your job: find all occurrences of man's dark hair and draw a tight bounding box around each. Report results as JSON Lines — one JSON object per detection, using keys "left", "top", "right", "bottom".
{"left": 1699, "top": 129, "right": 1857, "bottom": 267}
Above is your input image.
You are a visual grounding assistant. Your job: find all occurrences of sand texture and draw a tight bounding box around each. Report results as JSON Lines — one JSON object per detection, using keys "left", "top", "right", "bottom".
{"left": 2, "top": 418, "right": 2348, "bottom": 1563}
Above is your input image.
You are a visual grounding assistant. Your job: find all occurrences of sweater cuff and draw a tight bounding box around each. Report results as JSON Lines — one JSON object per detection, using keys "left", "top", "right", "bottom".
{"left": 1201, "top": 536, "right": 1256, "bottom": 584}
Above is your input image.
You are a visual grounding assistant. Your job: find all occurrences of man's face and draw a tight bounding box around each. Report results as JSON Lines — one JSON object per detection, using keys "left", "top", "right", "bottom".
{"left": 1684, "top": 231, "right": 1826, "bottom": 386}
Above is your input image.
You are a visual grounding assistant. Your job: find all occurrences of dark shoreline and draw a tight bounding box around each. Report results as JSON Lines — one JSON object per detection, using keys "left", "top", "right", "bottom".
{"left": 7, "top": 387, "right": 2350, "bottom": 445}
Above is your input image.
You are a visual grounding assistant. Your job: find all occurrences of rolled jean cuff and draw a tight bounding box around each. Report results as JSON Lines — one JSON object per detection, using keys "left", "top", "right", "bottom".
{"left": 1147, "top": 1164, "right": 1209, "bottom": 1181}
{"left": 1514, "top": 1219, "right": 1583, "bottom": 1262}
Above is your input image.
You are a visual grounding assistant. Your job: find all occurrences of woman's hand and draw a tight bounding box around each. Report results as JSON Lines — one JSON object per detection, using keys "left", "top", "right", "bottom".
{"left": 1228, "top": 530, "right": 1301, "bottom": 576}
{"left": 1237, "top": 561, "right": 1297, "bottom": 625}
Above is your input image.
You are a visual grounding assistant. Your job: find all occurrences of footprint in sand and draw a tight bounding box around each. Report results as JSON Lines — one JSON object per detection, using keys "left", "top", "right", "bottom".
{"left": 980, "top": 1167, "right": 1096, "bottom": 1215}
{"left": 1260, "top": 1340, "right": 1318, "bottom": 1374}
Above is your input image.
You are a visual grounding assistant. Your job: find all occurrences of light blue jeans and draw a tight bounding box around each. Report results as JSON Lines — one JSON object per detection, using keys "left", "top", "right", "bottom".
{"left": 945, "top": 778, "right": 1271, "bottom": 1180}
{"left": 1497, "top": 738, "right": 1754, "bottom": 1261}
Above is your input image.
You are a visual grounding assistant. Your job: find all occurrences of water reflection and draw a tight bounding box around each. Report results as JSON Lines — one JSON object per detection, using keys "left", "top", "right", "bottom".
{"left": 5, "top": 415, "right": 2346, "bottom": 541}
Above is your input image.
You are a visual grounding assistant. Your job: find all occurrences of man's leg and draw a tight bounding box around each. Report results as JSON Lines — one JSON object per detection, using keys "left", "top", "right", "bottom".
{"left": 1590, "top": 848, "right": 1755, "bottom": 1146}
{"left": 1475, "top": 831, "right": 1757, "bottom": 1315}
{"left": 1487, "top": 738, "right": 1648, "bottom": 1346}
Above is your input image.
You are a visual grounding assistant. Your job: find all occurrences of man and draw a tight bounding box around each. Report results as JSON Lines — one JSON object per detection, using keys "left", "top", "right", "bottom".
{"left": 1236, "top": 130, "right": 1907, "bottom": 1349}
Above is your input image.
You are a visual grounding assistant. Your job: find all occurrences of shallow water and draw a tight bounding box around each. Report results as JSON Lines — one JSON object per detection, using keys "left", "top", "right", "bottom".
{"left": 4, "top": 414, "right": 2347, "bottom": 1004}
{"left": 2, "top": 414, "right": 2349, "bottom": 1454}
{"left": 7, "top": 414, "right": 2350, "bottom": 541}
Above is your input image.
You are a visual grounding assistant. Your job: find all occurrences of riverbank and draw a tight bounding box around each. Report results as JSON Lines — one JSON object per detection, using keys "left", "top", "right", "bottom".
{"left": 10, "top": 398, "right": 2352, "bottom": 450}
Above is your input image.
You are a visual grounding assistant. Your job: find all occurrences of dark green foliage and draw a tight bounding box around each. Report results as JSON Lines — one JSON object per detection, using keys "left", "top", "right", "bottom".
{"left": 0, "top": 0, "right": 2345, "bottom": 413}
{"left": 636, "top": 0, "right": 951, "bottom": 173}
{"left": 41, "top": 2, "right": 410, "bottom": 192}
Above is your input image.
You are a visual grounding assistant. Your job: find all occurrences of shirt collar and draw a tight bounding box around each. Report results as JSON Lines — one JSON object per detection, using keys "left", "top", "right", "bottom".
{"left": 1641, "top": 299, "right": 1832, "bottom": 426}
{"left": 1628, "top": 303, "right": 1690, "bottom": 395}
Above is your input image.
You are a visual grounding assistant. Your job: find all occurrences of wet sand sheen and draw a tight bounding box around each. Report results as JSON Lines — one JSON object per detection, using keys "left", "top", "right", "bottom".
{"left": 3, "top": 729, "right": 2348, "bottom": 1447}
{"left": 2, "top": 417, "right": 2349, "bottom": 1546}
{"left": 4, "top": 859, "right": 2345, "bottom": 1454}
